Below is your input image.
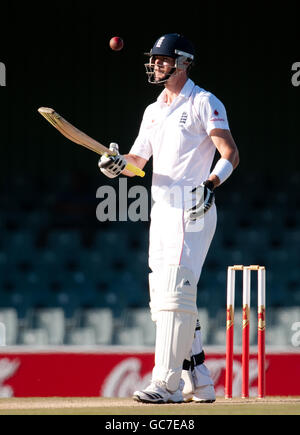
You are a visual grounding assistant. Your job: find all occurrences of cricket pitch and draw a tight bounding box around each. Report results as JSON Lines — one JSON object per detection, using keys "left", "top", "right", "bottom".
{"left": 0, "top": 397, "right": 299, "bottom": 415}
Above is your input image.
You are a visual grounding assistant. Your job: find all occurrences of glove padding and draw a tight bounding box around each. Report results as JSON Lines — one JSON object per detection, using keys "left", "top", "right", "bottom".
{"left": 187, "top": 180, "right": 215, "bottom": 221}
{"left": 98, "top": 143, "right": 127, "bottom": 178}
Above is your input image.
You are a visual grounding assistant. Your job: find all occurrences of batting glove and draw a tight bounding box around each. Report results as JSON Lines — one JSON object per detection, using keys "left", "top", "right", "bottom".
{"left": 98, "top": 143, "right": 127, "bottom": 178}
{"left": 187, "top": 180, "right": 215, "bottom": 221}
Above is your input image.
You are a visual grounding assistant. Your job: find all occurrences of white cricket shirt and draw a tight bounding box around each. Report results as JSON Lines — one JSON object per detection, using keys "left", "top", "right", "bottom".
{"left": 130, "top": 79, "right": 230, "bottom": 204}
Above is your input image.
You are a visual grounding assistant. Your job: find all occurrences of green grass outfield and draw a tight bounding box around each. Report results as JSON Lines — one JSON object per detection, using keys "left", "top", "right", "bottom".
{"left": 0, "top": 397, "right": 300, "bottom": 415}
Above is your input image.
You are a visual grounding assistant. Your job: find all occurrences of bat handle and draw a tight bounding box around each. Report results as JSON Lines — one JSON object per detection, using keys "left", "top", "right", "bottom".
{"left": 125, "top": 162, "right": 145, "bottom": 178}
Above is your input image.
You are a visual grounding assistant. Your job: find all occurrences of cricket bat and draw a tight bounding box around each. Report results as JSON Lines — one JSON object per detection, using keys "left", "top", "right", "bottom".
{"left": 38, "top": 107, "right": 145, "bottom": 178}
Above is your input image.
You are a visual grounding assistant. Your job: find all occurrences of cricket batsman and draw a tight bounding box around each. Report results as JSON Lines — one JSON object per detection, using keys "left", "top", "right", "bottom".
{"left": 99, "top": 33, "right": 239, "bottom": 403}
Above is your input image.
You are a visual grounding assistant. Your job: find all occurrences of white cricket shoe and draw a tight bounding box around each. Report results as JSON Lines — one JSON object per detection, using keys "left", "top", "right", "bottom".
{"left": 133, "top": 380, "right": 184, "bottom": 404}
{"left": 183, "top": 384, "right": 216, "bottom": 403}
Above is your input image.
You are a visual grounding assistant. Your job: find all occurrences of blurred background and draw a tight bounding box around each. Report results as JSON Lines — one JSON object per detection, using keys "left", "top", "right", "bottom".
{"left": 0, "top": 2, "right": 299, "bottom": 348}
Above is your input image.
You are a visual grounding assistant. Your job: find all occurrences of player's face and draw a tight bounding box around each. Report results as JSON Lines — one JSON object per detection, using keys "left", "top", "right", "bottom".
{"left": 152, "top": 56, "right": 175, "bottom": 81}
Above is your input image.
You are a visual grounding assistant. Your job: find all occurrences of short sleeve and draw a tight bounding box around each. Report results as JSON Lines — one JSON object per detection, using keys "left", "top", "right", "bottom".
{"left": 200, "top": 93, "right": 230, "bottom": 135}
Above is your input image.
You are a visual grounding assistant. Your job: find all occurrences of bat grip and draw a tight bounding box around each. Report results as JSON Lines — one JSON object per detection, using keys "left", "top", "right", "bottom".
{"left": 109, "top": 152, "right": 145, "bottom": 178}
{"left": 125, "top": 162, "right": 145, "bottom": 178}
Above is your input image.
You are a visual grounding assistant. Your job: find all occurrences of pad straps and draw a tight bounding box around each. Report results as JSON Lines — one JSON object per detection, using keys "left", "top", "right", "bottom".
{"left": 182, "top": 350, "right": 205, "bottom": 371}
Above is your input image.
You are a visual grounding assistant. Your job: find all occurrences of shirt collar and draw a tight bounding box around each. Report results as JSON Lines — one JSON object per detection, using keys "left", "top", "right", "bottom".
{"left": 179, "top": 78, "right": 195, "bottom": 99}
{"left": 157, "top": 78, "right": 195, "bottom": 104}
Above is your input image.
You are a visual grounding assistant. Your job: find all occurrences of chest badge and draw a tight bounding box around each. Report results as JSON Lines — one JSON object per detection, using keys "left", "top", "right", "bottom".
{"left": 179, "top": 111, "right": 188, "bottom": 126}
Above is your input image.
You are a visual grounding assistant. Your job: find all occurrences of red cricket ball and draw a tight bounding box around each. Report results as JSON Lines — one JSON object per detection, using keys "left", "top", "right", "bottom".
{"left": 109, "top": 36, "right": 124, "bottom": 51}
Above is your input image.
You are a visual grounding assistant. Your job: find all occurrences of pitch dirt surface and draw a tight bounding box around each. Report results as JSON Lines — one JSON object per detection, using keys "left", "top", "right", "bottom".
{"left": 0, "top": 397, "right": 300, "bottom": 415}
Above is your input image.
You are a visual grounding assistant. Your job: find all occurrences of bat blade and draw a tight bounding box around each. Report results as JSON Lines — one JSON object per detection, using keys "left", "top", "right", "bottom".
{"left": 38, "top": 107, "right": 114, "bottom": 155}
{"left": 38, "top": 107, "right": 145, "bottom": 177}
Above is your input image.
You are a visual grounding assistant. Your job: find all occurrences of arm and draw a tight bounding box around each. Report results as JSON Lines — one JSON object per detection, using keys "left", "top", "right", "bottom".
{"left": 187, "top": 129, "right": 239, "bottom": 221}
{"left": 122, "top": 154, "right": 148, "bottom": 177}
{"left": 207, "top": 128, "right": 240, "bottom": 188}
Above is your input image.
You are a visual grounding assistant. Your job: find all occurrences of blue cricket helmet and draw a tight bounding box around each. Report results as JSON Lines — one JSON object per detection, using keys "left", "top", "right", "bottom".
{"left": 150, "top": 33, "right": 195, "bottom": 60}
{"left": 145, "top": 33, "right": 195, "bottom": 84}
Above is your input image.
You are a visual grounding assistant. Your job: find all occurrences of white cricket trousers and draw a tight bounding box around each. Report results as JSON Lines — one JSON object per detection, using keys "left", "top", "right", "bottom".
{"left": 149, "top": 201, "right": 217, "bottom": 282}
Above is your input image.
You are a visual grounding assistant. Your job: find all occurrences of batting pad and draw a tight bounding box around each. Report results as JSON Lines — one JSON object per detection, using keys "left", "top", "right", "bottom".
{"left": 182, "top": 324, "right": 214, "bottom": 393}
{"left": 153, "top": 311, "right": 197, "bottom": 391}
{"left": 156, "top": 265, "right": 198, "bottom": 314}
{"left": 152, "top": 265, "right": 198, "bottom": 392}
